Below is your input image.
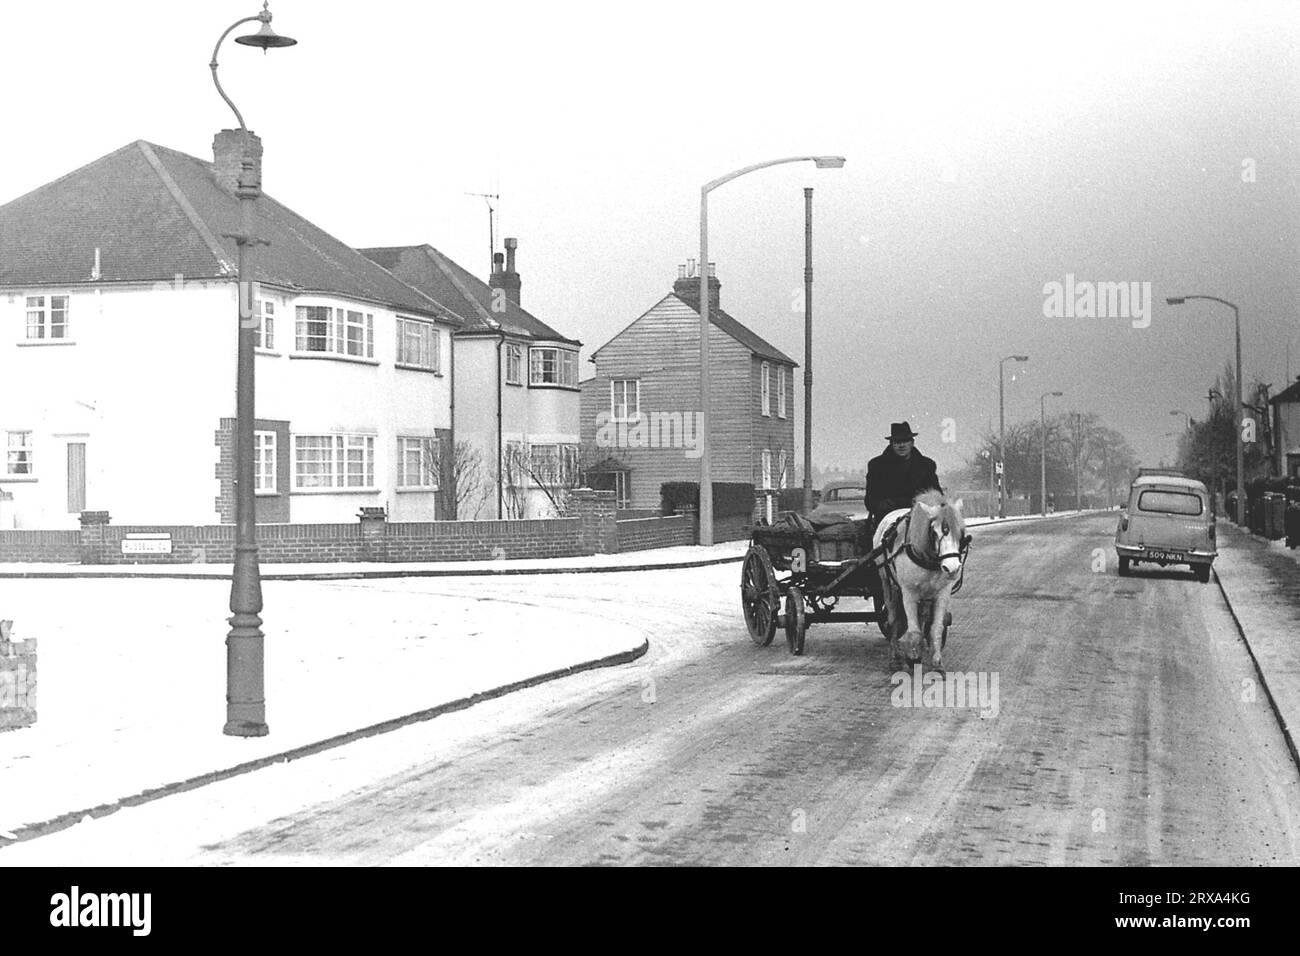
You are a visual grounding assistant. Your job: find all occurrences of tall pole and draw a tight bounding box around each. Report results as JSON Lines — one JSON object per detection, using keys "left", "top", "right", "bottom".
{"left": 227, "top": 149, "right": 267, "bottom": 736}
{"left": 695, "top": 155, "right": 844, "bottom": 545}
{"left": 1040, "top": 395, "right": 1047, "bottom": 516}
{"left": 699, "top": 192, "right": 713, "bottom": 545}
{"left": 1073, "top": 413, "right": 1080, "bottom": 510}
{"left": 999, "top": 364, "right": 1006, "bottom": 518}
{"left": 1234, "top": 303, "right": 1244, "bottom": 525}
{"left": 802, "top": 187, "right": 814, "bottom": 514}
{"left": 211, "top": 4, "right": 296, "bottom": 737}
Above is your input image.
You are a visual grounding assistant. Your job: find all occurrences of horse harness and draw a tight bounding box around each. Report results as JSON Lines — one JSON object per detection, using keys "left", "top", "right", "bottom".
{"left": 868, "top": 513, "right": 973, "bottom": 597}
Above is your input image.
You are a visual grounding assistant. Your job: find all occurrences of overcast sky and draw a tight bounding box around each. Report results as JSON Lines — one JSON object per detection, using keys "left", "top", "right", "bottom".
{"left": 4, "top": 0, "right": 1298, "bottom": 477}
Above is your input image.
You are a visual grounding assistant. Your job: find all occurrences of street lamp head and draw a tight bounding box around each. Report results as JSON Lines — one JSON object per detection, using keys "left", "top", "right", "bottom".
{"left": 235, "top": 4, "right": 296, "bottom": 51}
{"left": 1014, "top": 355, "right": 1029, "bottom": 362}
{"left": 1166, "top": 296, "right": 1186, "bottom": 306}
{"left": 1051, "top": 391, "right": 1063, "bottom": 397}
{"left": 813, "top": 156, "right": 846, "bottom": 169}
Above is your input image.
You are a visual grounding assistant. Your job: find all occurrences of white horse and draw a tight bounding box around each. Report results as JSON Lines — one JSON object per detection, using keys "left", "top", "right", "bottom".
{"left": 871, "top": 491, "right": 967, "bottom": 670}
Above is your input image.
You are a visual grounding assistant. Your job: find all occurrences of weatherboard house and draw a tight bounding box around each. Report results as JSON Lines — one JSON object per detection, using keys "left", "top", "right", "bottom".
{"left": 0, "top": 136, "right": 464, "bottom": 530}
{"left": 579, "top": 263, "right": 797, "bottom": 512}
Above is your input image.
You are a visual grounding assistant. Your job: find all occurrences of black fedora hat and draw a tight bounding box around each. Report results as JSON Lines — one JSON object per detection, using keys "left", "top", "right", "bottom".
{"left": 886, "top": 421, "right": 919, "bottom": 442}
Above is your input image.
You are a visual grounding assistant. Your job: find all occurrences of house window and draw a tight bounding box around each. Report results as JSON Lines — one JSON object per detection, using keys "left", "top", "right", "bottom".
{"left": 761, "top": 362, "right": 771, "bottom": 417}
{"left": 614, "top": 471, "right": 630, "bottom": 509}
{"left": 254, "top": 300, "right": 275, "bottom": 350}
{"left": 397, "top": 317, "right": 439, "bottom": 371}
{"left": 777, "top": 367, "right": 787, "bottom": 419}
{"left": 295, "top": 306, "right": 374, "bottom": 358}
{"left": 528, "top": 443, "right": 579, "bottom": 486}
{"left": 777, "top": 450, "right": 788, "bottom": 489}
{"left": 255, "top": 431, "right": 277, "bottom": 493}
{"left": 293, "top": 434, "right": 375, "bottom": 489}
{"left": 25, "top": 295, "right": 69, "bottom": 340}
{"left": 506, "top": 343, "right": 523, "bottom": 384}
{"left": 761, "top": 449, "right": 773, "bottom": 489}
{"left": 530, "top": 347, "right": 577, "bottom": 387}
{"left": 399, "top": 437, "right": 440, "bottom": 488}
{"left": 5, "top": 431, "right": 33, "bottom": 475}
{"left": 611, "top": 380, "right": 640, "bottom": 422}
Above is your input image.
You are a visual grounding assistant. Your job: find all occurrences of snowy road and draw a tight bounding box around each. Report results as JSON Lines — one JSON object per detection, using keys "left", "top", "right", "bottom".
{"left": 6, "top": 514, "right": 1300, "bottom": 865}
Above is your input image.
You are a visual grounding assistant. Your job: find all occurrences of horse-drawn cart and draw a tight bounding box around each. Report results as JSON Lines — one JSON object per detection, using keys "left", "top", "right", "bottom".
{"left": 740, "top": 508, "right": 965, "bottom": 659}
{"left": 740, "top": 514, "right": 890, "bottom": 655}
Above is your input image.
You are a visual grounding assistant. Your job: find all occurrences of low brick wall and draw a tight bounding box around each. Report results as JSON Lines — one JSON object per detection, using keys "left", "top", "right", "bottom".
{"left": 0, "top": 621, "right": 37, "bottom": 732}
{"left": 715, "top": 513, "right": 754, "bottom": 543}
{"left": 0, "top": 530, "right": 82, "bottom": 563}
{"left": 615, "top": 514, "right": 695, "bottom": 552}
{"left": 75, "top": 518, "right": 585, "bottom": 565}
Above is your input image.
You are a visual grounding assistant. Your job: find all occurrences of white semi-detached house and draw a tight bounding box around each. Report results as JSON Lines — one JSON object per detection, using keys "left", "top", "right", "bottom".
{"left": 0, "top": 136, "right": 464, "bottom": 530}
{"left": 360, "top": 241, "right": 582, "bottom": 519}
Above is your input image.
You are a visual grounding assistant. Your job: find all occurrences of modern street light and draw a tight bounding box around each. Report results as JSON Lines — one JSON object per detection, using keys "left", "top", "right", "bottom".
{"left": 1040, "top": 390, "right": 1062, "bottom": 516}
{"left": 1166, "top": 295, "right": 1245, "bottom": 525}
{"left": 998, "top": 354, "right": 1029, "bottom": 517}
{"left": 698, "top": 155, "right": 845, "bottom": 545}
{"left": 211, "top": 2, "right": 296, "bottom": 737}
{"left": 1207, "top": 387, "right": 1222, "bottom": 513}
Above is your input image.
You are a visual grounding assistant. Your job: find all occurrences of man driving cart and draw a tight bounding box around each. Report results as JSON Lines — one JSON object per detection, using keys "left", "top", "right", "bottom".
{"left": 863, "top": 422, "right": 943, "bottom": 605}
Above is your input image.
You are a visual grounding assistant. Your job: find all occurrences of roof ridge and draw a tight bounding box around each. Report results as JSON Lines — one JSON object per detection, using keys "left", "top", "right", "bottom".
{"left": 135, "top": 141, "right": 235, "bottom": 276}
{"left": 0, "top": 140, "right": 145, "bottom": 210}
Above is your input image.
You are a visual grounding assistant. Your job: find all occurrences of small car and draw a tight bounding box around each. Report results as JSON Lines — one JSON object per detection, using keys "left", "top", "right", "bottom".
{"left": 1115, "top": 473, "right": 1216, "bottom": 582}
{"left": 812, "top": 480, "right": 868, "bottom": 521}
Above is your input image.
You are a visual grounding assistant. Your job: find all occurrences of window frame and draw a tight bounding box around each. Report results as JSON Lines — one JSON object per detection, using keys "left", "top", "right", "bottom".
{"left": 254, "top": 430, "right": 277, "bottom": 494}
{"left": 397, "top": 436, "right": 440, "bottom": 490}
{"left": 505, "top": 343, "right": 523, "bottom": 385}
{"left": 761, "top": 448, "right": 773, "bottom": 490}
{"left": 292, "top": 433, "right": 377, "bottom": 492}
{"left": 760, "top": 362, "right": 771, "bottom": 417}
{"left": 293, "top": 304, "right": 376, "bottom": 360}
{"left": 528, "top": 346, "right": 579, "bottom": 388}
{"left": 5, "top": 430, "right": 34, "bottom": 477}
{"left": 254, "top": 299, "right": 276, "bottom": 351}
{"left": 396, "top": 316, "right": 441, "bottom": 372}
{"left": 24, "top": 294, "right": 71, "bottom": 343}
{"left": 777, "top": 366, "right": 787, "bottom": 419}
{"left": 610, "top": 379, "right": 641, "bottom": 423}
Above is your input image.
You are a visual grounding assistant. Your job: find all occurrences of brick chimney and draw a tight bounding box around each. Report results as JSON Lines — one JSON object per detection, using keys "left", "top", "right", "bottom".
{"left": 489, "top": 236, "right": 522, "bottom": 306}
{"left": 212, "top": 129, "right": 263, "bottom": 197}
{"left": 673, "top": 260, "right": 720, "bottom": 314}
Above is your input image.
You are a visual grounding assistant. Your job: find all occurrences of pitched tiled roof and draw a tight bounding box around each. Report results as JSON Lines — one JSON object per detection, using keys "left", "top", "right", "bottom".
{"left": 0, "top": 140, "right": 457, "bottom": 322}
{"left": 593, "top": 293, "right": 797, "bottom": 366}
{"left": 359, "top": 245, "right": 579, "bottom": 345}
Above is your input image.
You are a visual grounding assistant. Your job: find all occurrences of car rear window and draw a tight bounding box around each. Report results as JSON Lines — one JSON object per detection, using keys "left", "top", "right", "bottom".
{"left": 1136, "top": 490, "right": 1203, "bottom": 516}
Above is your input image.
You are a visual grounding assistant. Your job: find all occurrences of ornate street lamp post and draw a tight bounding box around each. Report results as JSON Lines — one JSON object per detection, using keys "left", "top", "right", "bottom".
{"left": 211, "top": 2, "right": 296, "bottom": 737}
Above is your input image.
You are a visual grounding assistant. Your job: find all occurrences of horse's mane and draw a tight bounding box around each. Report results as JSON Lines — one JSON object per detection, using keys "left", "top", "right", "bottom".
{"left": 907, "top": 490, "right": 965, "bottom": 550}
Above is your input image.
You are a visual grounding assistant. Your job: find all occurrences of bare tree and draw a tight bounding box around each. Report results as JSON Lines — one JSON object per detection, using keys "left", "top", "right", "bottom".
{"left": 446, "top": 439, "right": 489, "bottom": 520}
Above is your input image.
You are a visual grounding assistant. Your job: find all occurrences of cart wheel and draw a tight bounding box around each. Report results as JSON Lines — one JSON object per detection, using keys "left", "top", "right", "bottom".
{"left": 785, "top": 586, "right": 807, "bottom": 656}
{"left": 741, "top": 546, "right": 780, "bottom": 647}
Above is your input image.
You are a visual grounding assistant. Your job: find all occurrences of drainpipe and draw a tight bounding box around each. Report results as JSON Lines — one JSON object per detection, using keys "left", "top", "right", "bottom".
{"left": 448, "top": 322, "right": 455, "bottom": 520}
{"left": 497, "top": 333, "right": 505, "bottom": 518}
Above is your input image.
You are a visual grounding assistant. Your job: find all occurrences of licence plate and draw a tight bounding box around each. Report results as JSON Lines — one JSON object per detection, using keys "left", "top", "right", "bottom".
{"left": 1144, "top": 549, "right": 1185, "bottom": 561}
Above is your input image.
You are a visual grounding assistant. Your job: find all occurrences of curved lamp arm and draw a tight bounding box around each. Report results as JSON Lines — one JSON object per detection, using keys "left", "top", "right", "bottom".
{"left": 210, "top": 14, "right": 266, "bottom": 131}
{"left": 703, "top": 155, "right": 845, "bottom": 195}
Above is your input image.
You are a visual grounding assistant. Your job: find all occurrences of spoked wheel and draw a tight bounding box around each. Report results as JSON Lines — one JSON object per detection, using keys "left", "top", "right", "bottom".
{"left": 741, "top": 546, "right": 780, "bottom": 647}
{"left": 785, "top": 586, "right": 807, "bottom": 656}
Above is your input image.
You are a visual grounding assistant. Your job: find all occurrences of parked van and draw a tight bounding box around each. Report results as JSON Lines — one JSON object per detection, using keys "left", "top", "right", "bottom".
{"left": 1115, "top": 473, "right": 1216, "bottom": 582}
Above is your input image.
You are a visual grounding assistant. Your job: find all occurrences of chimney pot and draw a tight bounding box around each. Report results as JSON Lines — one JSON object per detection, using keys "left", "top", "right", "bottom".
{"left": 489, "top": 240, "right": 521, "bottom": 306}
{"left": 673, "top": 262, "right": 720, "bottom": 314}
